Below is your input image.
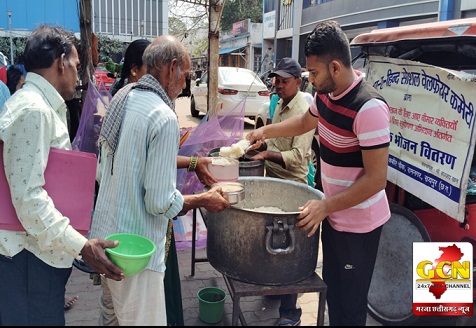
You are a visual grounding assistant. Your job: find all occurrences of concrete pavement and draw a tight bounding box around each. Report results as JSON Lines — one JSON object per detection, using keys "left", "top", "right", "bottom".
{"left": 65, "top": 245, "right": 330, "bottom": 326}
{"left": 65, "top": 242, "right": 470, "bottom": 326}
{"left": 65, "top": 238, "right": 383, "bottom": 326}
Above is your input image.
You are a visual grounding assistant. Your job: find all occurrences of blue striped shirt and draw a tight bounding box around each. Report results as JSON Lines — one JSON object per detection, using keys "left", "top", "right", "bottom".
{"left": 90, "top": 89, "right": 184, "bottom": 272}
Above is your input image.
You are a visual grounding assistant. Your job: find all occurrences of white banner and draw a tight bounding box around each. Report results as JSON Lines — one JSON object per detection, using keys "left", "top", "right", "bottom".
{"left": 366, "top": 56, "right": 476, "bottom": 222}
{"left": 263, "top": 11, "right": 275, "bottom": 39}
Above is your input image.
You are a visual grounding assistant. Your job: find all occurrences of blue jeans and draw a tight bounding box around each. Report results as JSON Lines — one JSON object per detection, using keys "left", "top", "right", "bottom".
{"left": 0, "top": 249, "right": 72, "bottom": 326}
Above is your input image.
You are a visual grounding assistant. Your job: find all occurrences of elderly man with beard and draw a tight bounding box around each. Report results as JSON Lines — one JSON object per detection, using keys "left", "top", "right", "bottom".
{"left": 90, "top": 35, "right": 230, "bottom": 326}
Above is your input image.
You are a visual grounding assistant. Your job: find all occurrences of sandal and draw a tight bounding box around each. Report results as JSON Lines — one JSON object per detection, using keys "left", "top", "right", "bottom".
{"left": 274, "top": 318, "right": 301, "bottom": 326}
{"left": 64, "top": 295, "right": 78, "bottom": 311}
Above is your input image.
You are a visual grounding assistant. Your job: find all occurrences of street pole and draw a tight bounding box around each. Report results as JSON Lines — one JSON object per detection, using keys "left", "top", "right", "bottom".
{"left": 7, "top": 10, "right": 14, "bottom": 64}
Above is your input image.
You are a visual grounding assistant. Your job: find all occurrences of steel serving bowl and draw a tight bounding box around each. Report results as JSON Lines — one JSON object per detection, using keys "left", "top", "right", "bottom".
{"left": 211, "top": 181, "right": 245, "bottom": 205}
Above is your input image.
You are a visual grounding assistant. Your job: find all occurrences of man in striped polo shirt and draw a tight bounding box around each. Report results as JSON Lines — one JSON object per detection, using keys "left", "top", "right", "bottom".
{"left": 247, "top": 20, "right": 390, "bottom": 326}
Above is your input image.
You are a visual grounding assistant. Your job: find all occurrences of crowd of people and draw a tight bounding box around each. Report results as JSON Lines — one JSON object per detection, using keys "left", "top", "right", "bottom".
{"left": 0, "top": 19, "right": 390, "bottom": 326}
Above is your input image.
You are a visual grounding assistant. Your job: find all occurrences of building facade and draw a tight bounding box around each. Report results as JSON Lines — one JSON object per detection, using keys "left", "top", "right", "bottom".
{"left": 181, "top": 26, "right": 208, "bottom": 71}
{"left": 0, "top": 0, "right": 168, "bottom": 46}
{"left": 219, "top": 19, "right": 262, "bottom": 72}
{"left": 263, "top": 0, "right": 476, "bottom": 73}
{"left": 91, "top": 0, "right": 168, "bottom": 42}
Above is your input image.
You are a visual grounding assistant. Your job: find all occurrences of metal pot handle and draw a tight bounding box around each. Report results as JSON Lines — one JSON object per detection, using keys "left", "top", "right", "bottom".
{"left": 265, "top": 221, "right": 295, "bottom": 255}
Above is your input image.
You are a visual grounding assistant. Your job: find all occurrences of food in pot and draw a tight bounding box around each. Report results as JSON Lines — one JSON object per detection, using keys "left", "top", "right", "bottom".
{"left": 250, "top": 206, "right": 286, "bottom": 213}
{"left": 219, "top": 139, "right": 250, "bottom": 159}
{"left": 219, "top": 184, "right": 243, "bottom": 193}
{"left": 211, "top": 157, "right": 236, "bottom": 166}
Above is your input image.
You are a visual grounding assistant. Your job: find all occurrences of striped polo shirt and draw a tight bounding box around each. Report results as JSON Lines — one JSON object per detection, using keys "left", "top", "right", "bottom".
{"left": 309, "top": 75, "right": 391, "bottom": 233}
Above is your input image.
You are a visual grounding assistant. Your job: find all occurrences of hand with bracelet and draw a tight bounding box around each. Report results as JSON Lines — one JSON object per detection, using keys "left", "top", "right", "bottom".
{"left": 177, "top": 155, "right": 217, "bottom": 186}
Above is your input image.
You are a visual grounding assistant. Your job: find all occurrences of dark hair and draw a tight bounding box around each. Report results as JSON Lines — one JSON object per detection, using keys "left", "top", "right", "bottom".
{"left": 6, "top": 66, "right": 23, "bottom": 95}
{"left": 114, "top": 39, "right": 151, "bottom": 93}
{"left": 304, "top": 20, "right": 352, "bottom": 67}
{"left": 23, "top": 25, "right": 78, "bottom": 72}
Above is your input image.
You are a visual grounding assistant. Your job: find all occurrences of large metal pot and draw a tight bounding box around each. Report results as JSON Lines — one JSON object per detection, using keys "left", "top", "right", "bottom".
{"left": 208, "top": 147, "right": 265, "bottom": 177}
{"left": 205, "top": 176, "right": 324, "bottom": 285}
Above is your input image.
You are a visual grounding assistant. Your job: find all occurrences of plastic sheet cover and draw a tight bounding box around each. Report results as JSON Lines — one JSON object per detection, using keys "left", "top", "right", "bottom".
{"left": 174, "top": 99, "right": 246, "bottom": 249}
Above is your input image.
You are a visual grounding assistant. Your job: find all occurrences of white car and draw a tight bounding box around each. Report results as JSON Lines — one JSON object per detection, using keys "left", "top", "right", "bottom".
{"left": 190, "top": 67, "right": 270, "bottom": 119}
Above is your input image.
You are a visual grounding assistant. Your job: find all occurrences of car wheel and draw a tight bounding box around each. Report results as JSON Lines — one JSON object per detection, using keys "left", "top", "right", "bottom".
{"left": 190, "top": 96, "right": 199, "bottom": 118}
{"left": 311, "top": 138, "right": 322, "bottom": 191}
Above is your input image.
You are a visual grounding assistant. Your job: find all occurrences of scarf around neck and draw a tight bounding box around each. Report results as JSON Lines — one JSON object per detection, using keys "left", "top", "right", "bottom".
{"left": 99, "top": 73, "right": 173, "bottom": 157}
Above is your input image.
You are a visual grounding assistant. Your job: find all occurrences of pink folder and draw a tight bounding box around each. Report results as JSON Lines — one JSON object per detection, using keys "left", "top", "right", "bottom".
{"left": 0, "top": 142, "right": 97, "bottom": 236}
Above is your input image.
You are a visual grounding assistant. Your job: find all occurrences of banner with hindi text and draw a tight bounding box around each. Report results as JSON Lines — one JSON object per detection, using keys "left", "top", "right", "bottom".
{"left": 366, "top": 56, "right": 476, "bottom": 222}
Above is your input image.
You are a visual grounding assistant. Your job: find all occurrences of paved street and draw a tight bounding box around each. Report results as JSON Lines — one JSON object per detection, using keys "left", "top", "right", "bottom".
{"left": 174, "top": 96, "right": 256, "bottom": 132}
{"left": 64, "top": 240, "right": 470, "bottom": 326}
{"left": 65, "top": 244, "right": 335, "bottom": 326}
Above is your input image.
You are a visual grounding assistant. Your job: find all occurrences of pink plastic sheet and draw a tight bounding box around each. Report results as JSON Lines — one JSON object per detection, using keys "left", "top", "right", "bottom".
{"left": 72, "top": 81, "right": 111, "bottom": 155}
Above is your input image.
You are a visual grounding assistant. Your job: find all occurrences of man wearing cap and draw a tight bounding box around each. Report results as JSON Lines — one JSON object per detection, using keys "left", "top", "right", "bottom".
{"left": 249, "top": 57, "right": 315, "bottom": 326}
{"left": 251, "top": 57, "right": 314, "bottom": 185}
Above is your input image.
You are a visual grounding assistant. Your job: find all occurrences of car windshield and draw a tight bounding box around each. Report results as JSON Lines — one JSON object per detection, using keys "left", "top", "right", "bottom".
{"left": 221, "top": 69, "right": 261, "bottom": 85}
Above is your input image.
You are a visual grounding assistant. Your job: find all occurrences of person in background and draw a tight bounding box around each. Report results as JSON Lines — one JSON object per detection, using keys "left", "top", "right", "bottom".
{"left": 195, "top": 64, "right": 202, "bottom": 80}
{"left": 250, "top": 57, "right": 315, "bottom": 327}
{"left": 65, "top": 81, "right": 82, "bottom": 143}
{"left": 109, "top": 39, "right": 150, "bottom": 97}
{"left": 268, "top": 76, "right": 279, "bottom": 124}
{"left": 90, "top": 34, "right": 230, "bottom": 326}
{"left": 0, "top": 25, "right": 124, "bottom": 326}
{"left": 6, "top": 65, "right": 26, "bottom": 95}
{"left": 0, "top": 80, "right": 9, "bottom": 110}
{"left": 14, "top": 54, "right": 28, "bottom": 77}
{"left": 247, "top": 20, "right": 391, "bottom": 326}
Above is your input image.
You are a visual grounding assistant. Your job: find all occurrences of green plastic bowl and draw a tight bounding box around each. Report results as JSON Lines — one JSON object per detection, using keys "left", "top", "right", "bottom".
{"left": 104, "top": 233, "right": 156, "bottom": 276}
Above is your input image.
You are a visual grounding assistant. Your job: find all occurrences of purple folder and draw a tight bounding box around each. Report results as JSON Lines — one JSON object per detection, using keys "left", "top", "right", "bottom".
{"left": 0, "top": 142, "right": 97, "bottom": 236}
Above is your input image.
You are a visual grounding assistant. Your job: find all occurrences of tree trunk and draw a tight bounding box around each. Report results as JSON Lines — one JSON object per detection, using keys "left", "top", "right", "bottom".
{"left": 79, "top": 0, "right": 94, "bottom": 100}
{"left": 207, "top": 0, "right": 224, "bottom": 117}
